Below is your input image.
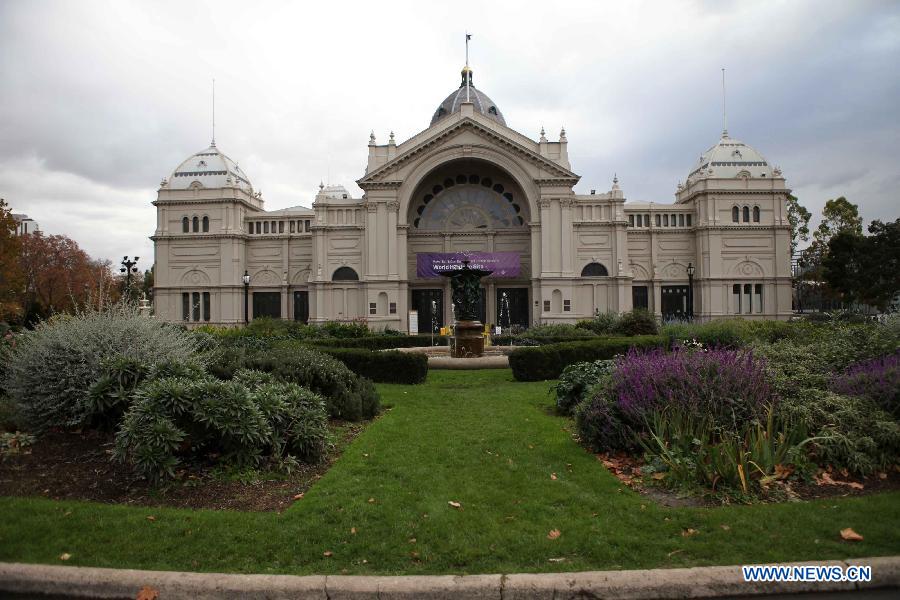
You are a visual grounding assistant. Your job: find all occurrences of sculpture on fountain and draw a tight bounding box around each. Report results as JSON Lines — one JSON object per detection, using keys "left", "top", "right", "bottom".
{"left": 439, "top": 259, "right": 492, "bottom": 357}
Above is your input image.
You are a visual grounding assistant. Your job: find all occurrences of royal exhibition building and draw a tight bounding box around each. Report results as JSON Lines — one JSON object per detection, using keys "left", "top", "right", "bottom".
{"left": 152, "top": 66, "right": 793, "bottom": 331}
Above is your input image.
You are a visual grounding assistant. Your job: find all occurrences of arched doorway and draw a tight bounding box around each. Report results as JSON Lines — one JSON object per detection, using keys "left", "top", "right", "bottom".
{"left": 406, "top": 159, "right": 532, "bottom": 328}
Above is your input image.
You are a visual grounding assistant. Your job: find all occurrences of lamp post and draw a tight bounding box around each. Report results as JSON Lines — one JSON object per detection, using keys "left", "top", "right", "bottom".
{"left": 242, "top": 270, "right": 251, "bottom": 324}
{"left": 120, "top": 256, "right": 139, "bottom": 297}
{"left": 686, "top": 262, "right": 695, "bottom": 321}
{"left": 797, "top": 259, "right": 806, "bottom": 314}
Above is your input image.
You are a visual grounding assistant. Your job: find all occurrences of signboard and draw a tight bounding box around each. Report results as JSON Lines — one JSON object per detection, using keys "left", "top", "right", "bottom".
{"left": 416, "top": 252, "right": 520, "bottom": 278}
{"left": 408, "top": 310, "right": 419, "bottom": 335}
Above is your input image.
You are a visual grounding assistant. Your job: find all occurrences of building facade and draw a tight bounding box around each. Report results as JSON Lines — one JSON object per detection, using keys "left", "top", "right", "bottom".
{"left": 152, "top": 67, "right": 793, "bottom": 330}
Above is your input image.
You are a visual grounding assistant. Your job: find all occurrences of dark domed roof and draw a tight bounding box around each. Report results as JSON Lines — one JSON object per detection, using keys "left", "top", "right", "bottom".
{"left": 430, "top": 67, "right": 506, "bottom": 127}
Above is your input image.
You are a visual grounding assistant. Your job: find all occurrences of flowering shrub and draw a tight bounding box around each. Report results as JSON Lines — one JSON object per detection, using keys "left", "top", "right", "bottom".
{"left": 575, "top": 347, "right": 774, "bottom": 453}
{"left": 612, "top": 347, "right": 772, "bottom": 429}
{"left": 830, "top": 353, "right": 900, "bottom": 418}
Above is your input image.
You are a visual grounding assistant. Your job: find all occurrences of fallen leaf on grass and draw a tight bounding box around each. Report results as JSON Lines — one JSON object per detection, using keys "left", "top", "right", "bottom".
{"left": 410, "top": 551, "right": 420, "bottom": 559}
{"left": 878, "top": 472, "right": 887, "bottom": 480}
{"left": 547, "top": 529, "right": 561, "bottom": 540}
{"left": 293, "top": 493, "right": 305, "bottom": 500}
{"left": 408, "top": 537, "right": 416, "bottom": 543}
{"left": 720, "top": 524, "right": 731, "bottom": 531}
{"left": 146, "top": 516, "right": 156, "bottom": 522}
{"left": 323, "top": 551, "right": 333, "bottom": 557}
{"left": 350, "top": 527, "right": 357, "bottom": 535}
{"left": 59, "top": 553, "right": 71, "bottom": 561}
{"left": 136, "top": 586, "right": 159, "bottom": 600}
{"left": 548, "top": 557, "right": 566, "bottom": 563}
{"left": 368, "top": 498, "right": 376, "bottom": 504}
{"left": 667, "top": 549, "right": 684, "bottom": 557}
{"left": 681, "top": 528, "right": 698, "bottom": 537}
{"left": 840, "top": 528, "right": 864, "bottom": 542}
{"left": 550, "top": 473, "right": 558, "bottom": 480}
{"left": 815, "top": 471, "right": 864, "bottom": 489}
{"left": 448, "top": 501, "right": 462, "bottom": 509}
{"left": 652, "top": 472, "right": 666, "bottom": 480}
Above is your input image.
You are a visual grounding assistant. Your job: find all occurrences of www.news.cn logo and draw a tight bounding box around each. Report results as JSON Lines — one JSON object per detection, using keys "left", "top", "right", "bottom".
{"left": 742, "top": 565, "right": 872, "bottom": 582}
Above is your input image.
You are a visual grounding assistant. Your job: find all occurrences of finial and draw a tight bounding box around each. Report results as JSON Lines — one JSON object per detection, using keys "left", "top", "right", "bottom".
{"left": 389, "top": 130, "right": 395, "bottom": 143}
{"left": 560, "top": 126, "right": 567, "bottom": 142}
{"left": 721, "top": 68, "right": 728, "bottom": 138}
{"left": 369, "top": 130, "right": 376, "bottom": 146}
{"left": 539, "top": 126, "right": 547, "bottom": 142}
{"left": 319, "top": 181, "right": 324, "bottom": 191}
{"left": 612, "top": 173, "right": 620, "bottom": 191}
{"left": 211, "top": 78, "right": 216, "bottom": 146}
{"left": 464, "top": 33, "right": 473, "bottom": 101}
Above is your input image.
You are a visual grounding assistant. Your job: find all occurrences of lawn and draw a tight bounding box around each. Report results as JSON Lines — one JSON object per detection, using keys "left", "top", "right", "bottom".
{"left": 1, "top": 369, "right": 897, "bottom": 575}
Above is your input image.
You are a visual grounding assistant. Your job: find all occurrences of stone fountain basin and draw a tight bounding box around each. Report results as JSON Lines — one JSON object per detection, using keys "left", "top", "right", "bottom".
{"left": 393, "top": 345, "right": 524, "bottom": 369}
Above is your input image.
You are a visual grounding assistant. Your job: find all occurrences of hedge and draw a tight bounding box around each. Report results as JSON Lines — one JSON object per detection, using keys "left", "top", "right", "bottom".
{"left": 508, "top": 335, "right": 667, "bottom": 381}
{"left": 491, "top": 335, "right": 597, "bottom": 346}
{"left": 308, "top": 335, "right": 448, "bottom": 350}
{"left": 320, "top": 348, "right": 429, "bottom": 384}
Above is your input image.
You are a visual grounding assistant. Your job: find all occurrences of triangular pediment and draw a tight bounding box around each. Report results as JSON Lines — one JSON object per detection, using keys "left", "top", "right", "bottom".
{"left": 358, "top": 116, "right": 579, "bottom": 187}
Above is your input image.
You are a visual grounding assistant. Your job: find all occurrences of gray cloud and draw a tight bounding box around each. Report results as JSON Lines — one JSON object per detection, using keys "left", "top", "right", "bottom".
{"left": 1, "top": 0, "right": 898, "bottom": 264}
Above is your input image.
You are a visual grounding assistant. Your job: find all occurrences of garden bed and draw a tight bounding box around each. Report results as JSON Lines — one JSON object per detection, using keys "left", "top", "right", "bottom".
{"left": 0, "top": 421, "right": 365, "bottom": 512}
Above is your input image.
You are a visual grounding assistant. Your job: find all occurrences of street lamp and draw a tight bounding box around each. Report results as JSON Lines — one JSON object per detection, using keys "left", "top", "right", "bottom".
{"left": 686, "top": 262, "right": 695, "bottom": 320}
{"left": 242, "top": 270, "right": 251, "bottom": 324}
{"left": 120, "top": 256, "right": 139, "bottom": 295}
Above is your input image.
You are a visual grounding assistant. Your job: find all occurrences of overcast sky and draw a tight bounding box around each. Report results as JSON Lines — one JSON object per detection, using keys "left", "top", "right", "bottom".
{"left": 1, "top": 0, "right": 898, "bottom": 265}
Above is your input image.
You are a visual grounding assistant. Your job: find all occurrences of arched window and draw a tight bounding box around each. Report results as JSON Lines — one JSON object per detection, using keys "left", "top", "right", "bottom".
{"left": 742, "top": 206, "right": 750, "bottom": 222}
{"left": 332, "top": 266, "right": 359, "bottom": 281}
{"left": 732, "top": 206, "right": 739, "bottom": 222}
{"left": 202, "top": 216, "right": 209, "bottom": 232}
{"left": 192, "top": 216, "right": 199, "bottom": 232}
{"left": 753, "top": 206, "right": 760, "bottom": 222}
{"left": 182, "top": 217, "right": 189, "bottom": 232}
{"left": 581, "top": 262, "right": 609, "bottom": 277}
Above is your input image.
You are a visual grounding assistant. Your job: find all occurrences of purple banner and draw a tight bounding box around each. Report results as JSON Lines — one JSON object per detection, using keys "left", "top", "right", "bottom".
{"left": 416, "top": 252, "right": 520, "bottom": 278}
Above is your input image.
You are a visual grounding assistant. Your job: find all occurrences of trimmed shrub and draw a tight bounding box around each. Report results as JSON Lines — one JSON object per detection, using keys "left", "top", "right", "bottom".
{"left": 509, "top": 335, "right": 666, "bottom": 381}
{"left": 114, "top": 375, "right": 328, "bottom": 482}
{"left": 492, "top": 335, "right": 596, "bottom": 346}
{"left": 664, "top": 319, "right": 797, "bottom": 348}
{"left": 574, "top": 392, "right": 630, "bottom": 452}
{"left": 521, "top": 323, "right": 592, "bottom": 338}
{"left": 614, "top": 309, "right": 658, "bottom": 336}
{"left": 244, "top": 344, "right": 380, "bottom": 421}
{"left": 320, "top": 348, "right": 428, "bottom": 384}
{"left": 777, "top": 390, "right": 900, "bottom": 475}
{"left": 576, "top": 312, "right": 620, "bottom": 335}
{"left": 830, "top": 353, "right": 900, "bottom": 418}
{"left": 309, "top": 335, "right": 447, "bottom": 350}
{"left": 554, "top": 360, "right": 615, "bottom": 415}
{"left": 3, "top": 303, "right": 202, "bottom": 432}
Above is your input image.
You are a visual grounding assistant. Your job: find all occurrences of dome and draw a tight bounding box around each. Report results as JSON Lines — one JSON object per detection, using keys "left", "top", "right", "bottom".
{"left": 686, "top": 131, "right": 771, "bottom": 184}
{"left": 165, "top": 142, "right": 253, "bottom": 192}
{"left": 315, "top": 183, "right": 355, "bottom": 203}
{"left": 430, "top": 67, "right": 506, "bottom": 127}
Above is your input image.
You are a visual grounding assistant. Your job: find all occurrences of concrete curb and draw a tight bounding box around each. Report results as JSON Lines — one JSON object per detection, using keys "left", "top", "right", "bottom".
{"left": 1, "top": 557, "right": 898, "bottom": 599}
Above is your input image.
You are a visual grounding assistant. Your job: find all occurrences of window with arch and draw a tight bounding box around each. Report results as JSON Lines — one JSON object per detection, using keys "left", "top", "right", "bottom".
{"left": 202, "top": 216, "right": 209, "bottom": 232}
{"left": 742, "top": 206, "right": 750, "bottom": 222}
{"left": 732, "top": 206, "right": 739, "bottom": 222}
{"left": 753, "top": 206, "right": 760, "bottom": 222}
{"left": 182, "top": 217, "right": 189, "bottom": 232}
{"left": 581, "top": 262, "right": 609, "bottom": 277}
{"left": 332, "top": 266, "right": 359, "bottom": 281}
{"left": 192, "top": 216, "right": 199, "bottom": 232}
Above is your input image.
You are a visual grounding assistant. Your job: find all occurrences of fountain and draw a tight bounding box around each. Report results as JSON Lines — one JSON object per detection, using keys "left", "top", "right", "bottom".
{"left": 439, "top": 259, "right": 493, "bottom": 357}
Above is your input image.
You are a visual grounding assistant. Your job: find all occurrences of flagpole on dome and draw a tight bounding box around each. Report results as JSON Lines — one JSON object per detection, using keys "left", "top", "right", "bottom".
{"left": 465, "top": 32, "right": 471, "bottom": 103}
{"left": 211, "top": 78, "right": 216, "bottom": 147}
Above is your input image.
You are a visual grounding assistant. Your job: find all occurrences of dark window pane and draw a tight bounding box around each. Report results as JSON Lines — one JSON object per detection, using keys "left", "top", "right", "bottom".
{"left": 182, "top": 292, "right": 190, "bottom": 320}
{"left": 202, "top": 292, "right": 211, "bottom": 321}
{"left": 202, "top": 216, "right": 209, "bottom": 232}
{"left": 182, "top": 217, "right": 189, "bottom": 232}
{"left": 191, "top": 292, "right": 200, "bottom": 321}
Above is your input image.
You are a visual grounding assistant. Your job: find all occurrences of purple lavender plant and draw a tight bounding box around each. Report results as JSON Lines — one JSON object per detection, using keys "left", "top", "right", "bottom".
{"left": 611, "top": 347, "right": 773, "bottom": 429}
{"left": 830, "top": 352, "right": 900, "bottom": 418}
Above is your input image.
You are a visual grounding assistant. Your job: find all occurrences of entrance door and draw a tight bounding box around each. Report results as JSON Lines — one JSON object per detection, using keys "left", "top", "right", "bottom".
{"left": 411, "top": 289, "right": 443, "bottom": 333}
{"left": 253, "top": 291, "right": 281, "bottom": 319}
{"left": 661, "top": 286, "right": 689, "bottom": 321}
{"left": 293, "top": 291, "right": 309, "bottom": 323}
{"left": 496, "top": 288, "right": 528, "bottom": 330}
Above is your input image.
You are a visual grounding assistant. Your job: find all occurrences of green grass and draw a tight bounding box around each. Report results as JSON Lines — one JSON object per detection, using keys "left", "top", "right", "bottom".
{"left": 1, "top": 369, "right": 898, "bottom": 575}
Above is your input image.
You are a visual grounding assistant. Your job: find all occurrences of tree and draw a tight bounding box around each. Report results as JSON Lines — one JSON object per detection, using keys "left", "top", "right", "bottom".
{"left": 785, "top": 193, "right": 811, "bottom": 256}
{"left": 822, "top": 218, "right": 900, "bottom": 311}
{"left": 0, "top": 199, "right": 25, "bottom": 321}
{"left": 18, "top": 232, "right": 115, "bottom": 320}
{"left": 813, "top": 196, "right": 863, "bottom": 245}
